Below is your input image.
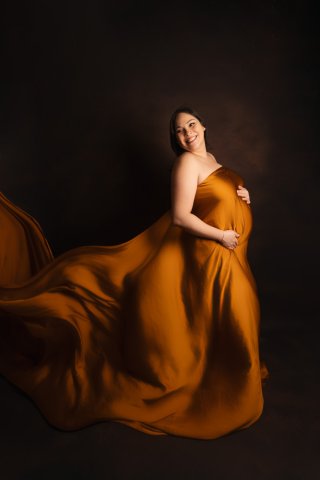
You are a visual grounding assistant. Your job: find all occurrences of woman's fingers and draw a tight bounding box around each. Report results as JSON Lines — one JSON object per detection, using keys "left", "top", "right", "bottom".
{"left": 237, "top": 190, "right": 250, "bottom": 203}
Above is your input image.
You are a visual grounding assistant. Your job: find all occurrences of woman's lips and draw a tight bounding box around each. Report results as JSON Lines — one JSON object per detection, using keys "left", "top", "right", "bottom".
{"left": 186, "top": 135, "right": 197, "bottom": 144}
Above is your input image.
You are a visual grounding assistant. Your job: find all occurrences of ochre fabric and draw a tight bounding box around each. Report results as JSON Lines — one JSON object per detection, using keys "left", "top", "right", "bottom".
{"left": 0, "top": 167, "right": 268, "bottom": 439}
{"left": 0, "top": 191, "right": 53, "bottom": 286}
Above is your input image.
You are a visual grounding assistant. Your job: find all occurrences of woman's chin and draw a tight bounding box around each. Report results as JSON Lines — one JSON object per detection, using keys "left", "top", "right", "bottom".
{"left": 187, "top": 144, "right": 200, "bottom": 153}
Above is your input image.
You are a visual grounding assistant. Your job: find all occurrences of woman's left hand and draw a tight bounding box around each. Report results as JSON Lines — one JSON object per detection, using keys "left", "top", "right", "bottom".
{"left": 236, "top": 185, "right": 251, "bottom": 204}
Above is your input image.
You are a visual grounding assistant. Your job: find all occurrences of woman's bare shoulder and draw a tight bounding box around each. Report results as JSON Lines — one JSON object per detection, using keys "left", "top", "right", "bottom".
{"left": 172, "top": 152, "right": 199, "bottom": 174}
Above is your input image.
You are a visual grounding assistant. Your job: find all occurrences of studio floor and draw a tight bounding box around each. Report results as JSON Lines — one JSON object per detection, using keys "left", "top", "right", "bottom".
{"left": 0, "top": 312, "right": 318, "bottom": 480}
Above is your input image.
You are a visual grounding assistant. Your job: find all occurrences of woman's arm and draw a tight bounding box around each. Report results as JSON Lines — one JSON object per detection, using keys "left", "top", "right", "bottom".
{"left": 170, "top": 153, "right": 240, "bottom": 249}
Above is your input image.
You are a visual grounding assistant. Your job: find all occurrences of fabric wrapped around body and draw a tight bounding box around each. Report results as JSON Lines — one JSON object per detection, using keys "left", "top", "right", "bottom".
{"left": 0, "top": 167, "right": 268, "bottom": 439}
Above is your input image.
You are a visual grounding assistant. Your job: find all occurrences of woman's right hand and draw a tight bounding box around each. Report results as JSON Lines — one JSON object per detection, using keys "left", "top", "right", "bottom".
{"left": 220, "top": 230, "right": 240, "bottom": 250}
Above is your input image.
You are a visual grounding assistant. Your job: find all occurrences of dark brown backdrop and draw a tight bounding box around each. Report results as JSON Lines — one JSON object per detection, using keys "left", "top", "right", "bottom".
{"left": 1, "top": 2, "right": 318, "bottom": 323}
{"left": 1, "top": 1, "right": 319, "bottom": 478}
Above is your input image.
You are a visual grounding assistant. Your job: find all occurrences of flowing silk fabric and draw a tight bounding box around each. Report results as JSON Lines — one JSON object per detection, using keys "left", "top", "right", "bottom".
{"left": 0, "top": 167, "right": 268, "bottom": 439}
{"left": 0, "top": 192, "right": 53, "bottom": 286}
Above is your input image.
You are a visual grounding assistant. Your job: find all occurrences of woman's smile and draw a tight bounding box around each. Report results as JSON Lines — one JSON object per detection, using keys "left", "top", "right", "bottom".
{"left": 186, "top": 135, "right": 197, "bottom": 144}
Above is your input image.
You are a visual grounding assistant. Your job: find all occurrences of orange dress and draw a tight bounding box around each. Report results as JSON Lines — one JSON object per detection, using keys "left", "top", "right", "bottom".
{"left": 0, "top": 191, "right": 53, "bottom": 286}
{"left": 0, "top": 166, "right": 268, "bottom": 439}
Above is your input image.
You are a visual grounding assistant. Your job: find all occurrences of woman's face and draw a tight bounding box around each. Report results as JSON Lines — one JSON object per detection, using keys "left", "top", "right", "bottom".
{"left": 175, "top": 112, "right": 206, "bottom": 153}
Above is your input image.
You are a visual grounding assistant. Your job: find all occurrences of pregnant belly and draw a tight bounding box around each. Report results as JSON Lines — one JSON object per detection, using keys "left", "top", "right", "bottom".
{"left": 202, "top": 197, "right": 253, "bottom": 242}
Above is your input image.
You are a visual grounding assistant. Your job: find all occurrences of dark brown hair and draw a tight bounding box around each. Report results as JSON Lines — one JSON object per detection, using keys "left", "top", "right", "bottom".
{"left": 169, "top": 106, "right": 208, "bottom": 156}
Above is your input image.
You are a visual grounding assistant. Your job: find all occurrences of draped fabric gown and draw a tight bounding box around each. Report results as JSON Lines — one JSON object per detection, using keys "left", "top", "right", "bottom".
{"left": 0, "top": 166, "right": 268, "bottom": 439}
{"left": 0, "top": 191, "right": 53, "bottom": 286}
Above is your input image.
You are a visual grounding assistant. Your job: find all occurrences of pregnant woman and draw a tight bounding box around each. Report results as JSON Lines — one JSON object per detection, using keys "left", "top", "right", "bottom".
{"left": 0, "top": 106, "right": 268, "bottom": 439}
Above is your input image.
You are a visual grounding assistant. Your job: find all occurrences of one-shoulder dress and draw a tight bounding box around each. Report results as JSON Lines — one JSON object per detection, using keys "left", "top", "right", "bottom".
{"left": 0, "top": 166, "right": 268, "bottom": 439}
